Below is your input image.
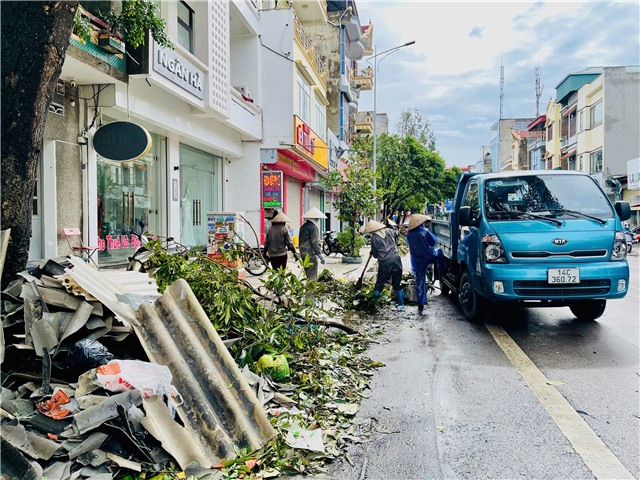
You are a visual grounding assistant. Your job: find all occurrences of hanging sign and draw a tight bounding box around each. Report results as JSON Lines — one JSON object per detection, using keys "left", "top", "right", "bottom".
{"left": 293, "top": 115, "right": 328, "bottom": 170}
{"left": 262, "top": 170, "right": 283, "bottom": 208}
{"left": 92, "top": 122, "right": 152, "bottom": 161}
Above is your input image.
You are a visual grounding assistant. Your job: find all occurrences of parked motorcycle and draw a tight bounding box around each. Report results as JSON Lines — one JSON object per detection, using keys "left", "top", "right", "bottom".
{"left": 322, "top": 231, "right": 345, "bottom": 256}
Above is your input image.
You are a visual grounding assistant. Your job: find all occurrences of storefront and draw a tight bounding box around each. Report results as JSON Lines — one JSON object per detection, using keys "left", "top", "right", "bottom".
{"left": 97, "top": 130, "right": 165, "bottom": 266}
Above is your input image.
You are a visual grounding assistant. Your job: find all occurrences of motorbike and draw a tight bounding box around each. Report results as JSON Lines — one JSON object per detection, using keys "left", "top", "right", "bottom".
{"left": 322, "top": 231, "right": 346, "bottom": 256}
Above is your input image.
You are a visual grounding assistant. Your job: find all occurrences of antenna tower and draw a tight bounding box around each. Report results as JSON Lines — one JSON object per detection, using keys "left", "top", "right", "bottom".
{"left": 535, "top": 63, "right": 544, "bottom": 117}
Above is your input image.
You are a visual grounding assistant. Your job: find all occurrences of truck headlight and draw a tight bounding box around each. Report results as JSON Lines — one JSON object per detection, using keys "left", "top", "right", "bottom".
{"left": 482, "top": 234, "right": 508, "bottom": 263}
{"left": 610, "top": 231, "right": 627, "bottom": 261}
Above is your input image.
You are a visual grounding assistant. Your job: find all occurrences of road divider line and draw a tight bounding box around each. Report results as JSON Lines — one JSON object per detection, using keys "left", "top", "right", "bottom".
{"left": 486, "top": 323, "right": 635, "bottom": 480}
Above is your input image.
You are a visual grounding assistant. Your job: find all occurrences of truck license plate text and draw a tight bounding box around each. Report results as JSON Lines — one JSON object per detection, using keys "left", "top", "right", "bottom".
{"left": 547, "top": 268, "right": 580, "bottom": 284}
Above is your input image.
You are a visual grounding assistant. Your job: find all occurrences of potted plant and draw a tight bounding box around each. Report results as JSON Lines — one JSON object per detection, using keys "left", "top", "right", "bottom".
{"left": 321, "top": 142, "right": 377, "bottom": 263}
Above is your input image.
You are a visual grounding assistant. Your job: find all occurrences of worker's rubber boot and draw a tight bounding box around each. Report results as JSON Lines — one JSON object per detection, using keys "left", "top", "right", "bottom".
{"left": 396, "top": 290, "right": 405, "bottom": 312}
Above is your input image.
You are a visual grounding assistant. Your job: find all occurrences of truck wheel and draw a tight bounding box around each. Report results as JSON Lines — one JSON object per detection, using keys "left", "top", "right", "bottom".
{"left": 570, "top": 300, "right": 606, "bottom": 321}
{"left": 459, "top": 271, "right": 486, "bottom": 323}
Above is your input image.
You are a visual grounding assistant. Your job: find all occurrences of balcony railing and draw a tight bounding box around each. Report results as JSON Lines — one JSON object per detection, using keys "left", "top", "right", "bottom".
{"left": 351, "top": 65, "right": 373, "bottom": 91}
{"left": 293, "top": 12, "right": 328, "bottom": 89}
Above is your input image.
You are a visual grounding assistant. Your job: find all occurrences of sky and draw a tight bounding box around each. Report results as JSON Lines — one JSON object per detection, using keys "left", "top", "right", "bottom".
{"left": 354, "top": 1, "right": 640, "bottom": 168}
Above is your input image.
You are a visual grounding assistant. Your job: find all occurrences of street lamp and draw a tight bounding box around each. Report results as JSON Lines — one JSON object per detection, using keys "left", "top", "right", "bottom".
{"left": 367, "top": 40, "right": 415, "bottom": 219}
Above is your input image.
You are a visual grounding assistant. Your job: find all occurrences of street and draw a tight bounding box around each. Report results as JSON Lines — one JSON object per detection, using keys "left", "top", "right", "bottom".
{"left": 322, "top": 253, "right": 639, "bottom": 479}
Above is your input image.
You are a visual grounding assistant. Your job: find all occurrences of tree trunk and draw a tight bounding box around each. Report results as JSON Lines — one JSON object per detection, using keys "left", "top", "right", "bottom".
{"left": 1, "top": 1, "right": 78, "bottom": 286}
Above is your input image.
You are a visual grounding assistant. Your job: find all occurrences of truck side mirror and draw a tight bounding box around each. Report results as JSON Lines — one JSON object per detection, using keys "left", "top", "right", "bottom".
{"left": 459, "top": 206, "right": 479, "bottom": 227}
{"left": 614, "top": 201, "right": 631, "bottom": 221}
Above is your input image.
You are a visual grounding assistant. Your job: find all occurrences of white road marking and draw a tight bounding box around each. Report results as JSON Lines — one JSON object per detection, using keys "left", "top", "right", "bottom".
{"left": 486, "top": 324, "right": 635, "bottom": 480}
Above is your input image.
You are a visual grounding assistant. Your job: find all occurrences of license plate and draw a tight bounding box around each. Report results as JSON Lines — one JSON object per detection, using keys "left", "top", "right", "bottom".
{"left": 547, "top": 268, "right": 580, "bottom": 284}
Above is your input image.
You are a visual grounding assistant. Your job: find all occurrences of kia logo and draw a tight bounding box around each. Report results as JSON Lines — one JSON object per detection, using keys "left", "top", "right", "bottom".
{"left": 552, "top": 238, "right": 568, "bottom": 245}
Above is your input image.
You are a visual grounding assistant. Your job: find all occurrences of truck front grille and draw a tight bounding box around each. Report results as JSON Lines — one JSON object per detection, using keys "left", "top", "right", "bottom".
{"left": 513, "top": 279, "right": 611, "bottom": 297}
{"left": 511, "top": 250, "right": 608, "bottom": 259}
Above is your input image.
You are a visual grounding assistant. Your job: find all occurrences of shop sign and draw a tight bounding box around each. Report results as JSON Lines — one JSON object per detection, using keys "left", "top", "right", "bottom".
{"left": 262, "top": 170, "right": 283, "bottom": 208}
{"left": 153, "top": 43, "right": 204, "bottom": 100}
{"left": 97, "top": 234, "right": 142, "bottom": 252}
{"left": 293, "top": 116, "right": 328, "bottom": 170}
{"left": 93, "top": 122, "right": 152, "bottom": 161}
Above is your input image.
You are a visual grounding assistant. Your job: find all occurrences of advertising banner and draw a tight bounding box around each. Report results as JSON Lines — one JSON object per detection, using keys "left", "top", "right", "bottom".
{"left": 627, "top": 157, "right": 640, "bottom": 190}
{"left": 262, "top": 170, "right": 283, "bottom": 208}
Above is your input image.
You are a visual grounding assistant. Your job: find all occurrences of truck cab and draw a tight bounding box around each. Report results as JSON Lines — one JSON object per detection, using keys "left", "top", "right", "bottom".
{"left": 435, "top": 171, "right": 631, "bottom": 322}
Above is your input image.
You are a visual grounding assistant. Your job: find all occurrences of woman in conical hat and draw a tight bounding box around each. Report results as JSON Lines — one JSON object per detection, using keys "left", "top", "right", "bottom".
{"left": 299, "top": 207, "right": 327, "bottom": 280}
{"left": 362, "top": 219, "right": 405, "bottom": 312}
{"left": 406, "top": 214, "right": 437, "bottom": 313}
{"left": 264, "top": 212, "right": 296, "bottom": 270}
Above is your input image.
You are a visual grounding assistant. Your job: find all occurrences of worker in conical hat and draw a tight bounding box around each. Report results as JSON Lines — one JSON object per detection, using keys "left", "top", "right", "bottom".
{"left": 299, "top": 207, "right": 327, "bottom": 281}
{"left": 406, "top": 214, "right": 436, "bottom": 314}
{"left": 264, "top": 212, "right": 296, "bottom": 270}
{"left": 362, "top": 220, "right": 405, "bottom": 312}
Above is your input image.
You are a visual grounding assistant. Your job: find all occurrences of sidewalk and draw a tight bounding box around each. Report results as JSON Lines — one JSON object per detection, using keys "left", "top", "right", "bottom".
{"left": 244, "top": 247, "right": 374, "bottom": 287}
{"left": 244, "top": 247, "right": 413, "bottom": 288}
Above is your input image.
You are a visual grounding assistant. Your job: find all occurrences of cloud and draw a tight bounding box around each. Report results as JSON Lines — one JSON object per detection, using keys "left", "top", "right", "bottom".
{"left": 468, "top": 26, "right": 483, "bottom": 39}
{"left": 355, "top": 1, "right": 640, "bottom": 166}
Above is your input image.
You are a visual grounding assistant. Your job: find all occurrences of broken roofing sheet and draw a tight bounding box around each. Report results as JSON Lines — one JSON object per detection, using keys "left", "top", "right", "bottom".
{"left": 2, "top": 257, "right": 274, "bottom": 477}
{"left": 134, "top": 279, "right": 277, "bottom": 466}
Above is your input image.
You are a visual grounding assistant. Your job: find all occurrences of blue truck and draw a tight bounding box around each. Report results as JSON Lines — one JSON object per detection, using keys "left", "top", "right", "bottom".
{"left": 432, "top": 170, "right": 631, "bottom": 322}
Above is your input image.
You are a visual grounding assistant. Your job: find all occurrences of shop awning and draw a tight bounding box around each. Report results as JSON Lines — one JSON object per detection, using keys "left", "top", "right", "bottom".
{"left": 560, "top": 149, "right": 576, "bottom": 160}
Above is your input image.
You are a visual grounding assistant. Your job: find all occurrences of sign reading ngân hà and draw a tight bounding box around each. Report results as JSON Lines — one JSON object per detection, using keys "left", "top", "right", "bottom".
{"left": 262, "top": 171, "right": 283, "bottom": 208}
{"left": 153, "top": 43, "right": 204, "bottom": 100}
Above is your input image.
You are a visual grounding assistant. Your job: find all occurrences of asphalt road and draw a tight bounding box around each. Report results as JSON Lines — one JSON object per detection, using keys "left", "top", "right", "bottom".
{"left": 321, "top": 252, "right": 639, "bottom": 480}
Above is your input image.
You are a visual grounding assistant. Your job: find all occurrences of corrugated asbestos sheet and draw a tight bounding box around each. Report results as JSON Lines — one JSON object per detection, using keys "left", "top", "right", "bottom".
{"left": 63, "top": 257, "right": 160, "bottom": 327}
{"left": 134, "top": 279, "right": 276, "bottom": 465}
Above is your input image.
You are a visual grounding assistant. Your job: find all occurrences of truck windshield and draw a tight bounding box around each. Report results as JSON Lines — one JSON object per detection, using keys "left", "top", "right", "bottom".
{"left": 484, "top": 174, "right": 614, "bottom": 221}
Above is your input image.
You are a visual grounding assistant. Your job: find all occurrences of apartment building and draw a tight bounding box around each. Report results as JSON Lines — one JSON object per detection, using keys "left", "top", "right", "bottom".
{"left": 546, "top": 66, "right": 640, "bottom": 200}
{"left": 488, "top": 118, "right": 535, "bottom": 172}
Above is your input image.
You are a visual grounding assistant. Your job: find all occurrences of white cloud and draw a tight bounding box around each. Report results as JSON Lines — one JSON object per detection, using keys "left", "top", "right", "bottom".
{"left": 356, "top": 1, "right": 640, "bottom": 166}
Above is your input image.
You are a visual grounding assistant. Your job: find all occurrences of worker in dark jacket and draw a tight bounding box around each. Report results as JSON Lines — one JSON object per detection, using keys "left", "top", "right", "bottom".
{"left": 363, "top": 220, "right": 405, "bottom": 311}
{"left": 264, "top": 212, "right": 296, "bottom": 270}
{"left": 406, "top": 214, "right": 437, "bottom": 313}
{"left": 299, "top": 207, "right": 326, "bottom": 281}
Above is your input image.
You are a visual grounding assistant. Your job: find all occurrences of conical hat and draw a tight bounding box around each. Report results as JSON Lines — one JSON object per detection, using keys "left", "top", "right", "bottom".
{"left": 303, "top": 206, "right": 326, "bottom": 219}
{"left": 271, "top": 212, "right": 291, "bottom": 223}
{"left": 407, "top": 214, "right": 431, "bottom": 231}
{"left": 361, "top": 220, "right": 386, "bottom": 234}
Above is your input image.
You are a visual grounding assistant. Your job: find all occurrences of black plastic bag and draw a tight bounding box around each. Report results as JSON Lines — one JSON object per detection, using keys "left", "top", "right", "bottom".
{"left": 68, "top": 339, "right": 114, "bottom": 371}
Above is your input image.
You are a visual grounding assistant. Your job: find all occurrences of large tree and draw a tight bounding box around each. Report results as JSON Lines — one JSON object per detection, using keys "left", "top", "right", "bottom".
{"left": 1, "top": 1, "right": 79, "bottom": 286}
{"left": 396, "top": 108, "right": 437, "bottom": 151}
{"left": 376, "top": 134, "right": 449, "bottom": 219}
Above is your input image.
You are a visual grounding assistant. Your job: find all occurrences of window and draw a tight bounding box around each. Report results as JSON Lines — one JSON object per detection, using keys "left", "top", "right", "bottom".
{"left": 590, "top": 100, "right": 603, "bottom": 128}
{"left": 297, "top": 79, "right": 311, "bottom": 123}
{"left": 463, "top": 179, "right": 479, "bottom": 220}
{"left": 590, "top": 150, "right": 603, "bottom": 173}
{"left": 568, "top": 112, "right": 576, "bottom": 137}
{"left": 547, "top": 124, "right": 553, "bottom": 141}
{"left": 178, "top": 1, "right": 194, "bottom": 53}
{"left": 579, "top": 155, "right": 583, "bottom": 171}
{"left": 315, "top": 102, "right": 325, "bottom": 139}
{"left": 579, "top": 111, "right": 584, "bottom": 132}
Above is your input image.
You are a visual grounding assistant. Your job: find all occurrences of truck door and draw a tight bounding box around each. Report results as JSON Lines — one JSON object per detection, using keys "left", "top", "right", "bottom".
{"left": 459, "top": 179, "right": 481, "bottom": 274}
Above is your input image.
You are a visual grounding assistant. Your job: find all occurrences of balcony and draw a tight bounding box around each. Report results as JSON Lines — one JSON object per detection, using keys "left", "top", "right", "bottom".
{"left": 68, "top": 6, "right": 126, "bottom": 76}
{"left": 351, "top": 65, "right": 373, "bottom": 91}
{"left": 227, "top": 88, "right": 262, "bottom": 140}
{"left": 353, "top": 112, "right": 374, "bottom": 136}
{"left": 293, "top": 12, "right": 328, "bottom": 89}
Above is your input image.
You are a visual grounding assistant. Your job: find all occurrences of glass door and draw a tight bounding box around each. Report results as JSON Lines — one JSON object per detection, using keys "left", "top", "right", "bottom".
{"left": 97, "top": 134, "right": 160, "bottom": 265}
{"left": 180, "top": 144, "right": 219, "bottom": 247}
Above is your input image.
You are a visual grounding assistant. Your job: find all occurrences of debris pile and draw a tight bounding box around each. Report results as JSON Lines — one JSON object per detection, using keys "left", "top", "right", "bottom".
{"left": 1, "top": 256, "right": 275, "bottom": 479}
